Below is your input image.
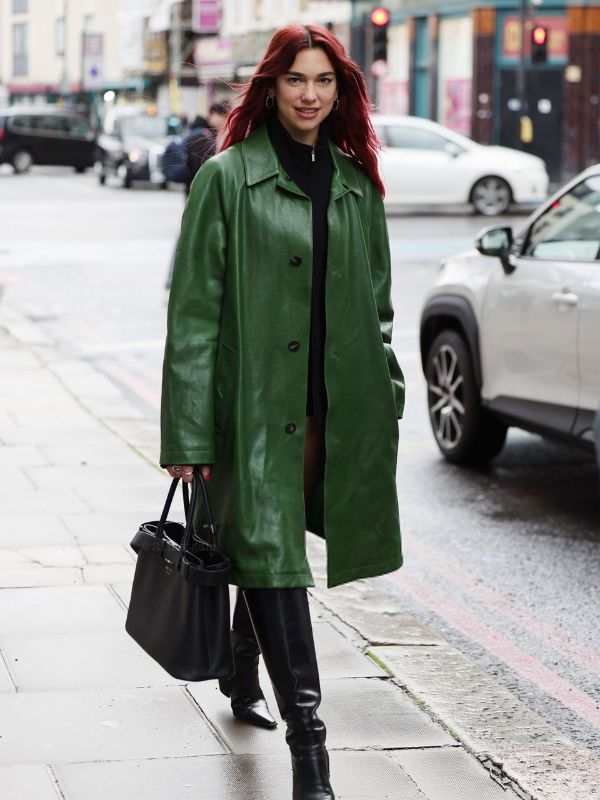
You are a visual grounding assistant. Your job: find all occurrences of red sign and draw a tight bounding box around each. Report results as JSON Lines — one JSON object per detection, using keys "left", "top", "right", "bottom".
{"left": 503, "top": 16, "right": 567, "bottom": 60}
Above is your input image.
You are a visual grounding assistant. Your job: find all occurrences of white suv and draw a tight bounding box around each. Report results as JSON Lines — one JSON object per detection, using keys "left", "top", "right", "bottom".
{"left": 420, "top": 165, "right": 600, "bottom": 466}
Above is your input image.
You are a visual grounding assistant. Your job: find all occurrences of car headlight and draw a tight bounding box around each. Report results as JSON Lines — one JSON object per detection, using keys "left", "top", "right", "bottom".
{"left": 128, "top": 149, "right": 147, "bottom": 163}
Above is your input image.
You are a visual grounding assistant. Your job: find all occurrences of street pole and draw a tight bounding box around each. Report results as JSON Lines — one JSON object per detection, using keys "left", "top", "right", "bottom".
{"left": 169, "top": 2, "right": 181, "bottom": 114}
{"left": 61, "top": 0, "right": 69, "bottom": 104}
{"left": 517, "top": 0, "right": 533, "bottom": 144}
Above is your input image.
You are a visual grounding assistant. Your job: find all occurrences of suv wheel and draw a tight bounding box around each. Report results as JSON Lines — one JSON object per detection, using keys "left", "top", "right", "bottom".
{"left": 12, "top": 149, "right": 33, "bottom": 174}
{"left": 471, "top": 176, "right": 511, "bottom": 216}
{"left": 425, "top": 330, "right": 508, "bottom": 464}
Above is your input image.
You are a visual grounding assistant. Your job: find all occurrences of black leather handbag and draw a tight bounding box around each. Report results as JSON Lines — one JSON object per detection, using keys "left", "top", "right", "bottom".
{"left": 125, "top": 468, "right": 234, "bottom": 681}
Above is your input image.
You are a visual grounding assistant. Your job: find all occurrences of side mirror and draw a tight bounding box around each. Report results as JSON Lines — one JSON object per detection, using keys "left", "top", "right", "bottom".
{"left": 475, "top": 225, "right": 515, "bottom": 274}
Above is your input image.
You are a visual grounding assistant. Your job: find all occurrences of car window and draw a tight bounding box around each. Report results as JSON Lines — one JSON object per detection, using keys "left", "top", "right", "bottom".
{"left": 34, "top": 115, "right": 69, "bottom": 135}
{"left": 67, "top": 118, "right": 92, "bottom": 137}
{"left": 386, "top": 125, "right": 449, "bottom": 151}
{"left": 8, "top": 114, "right": 35, "bottom": 132}
{"left": 522, "top": 175, "right": 600, "bottom": 261}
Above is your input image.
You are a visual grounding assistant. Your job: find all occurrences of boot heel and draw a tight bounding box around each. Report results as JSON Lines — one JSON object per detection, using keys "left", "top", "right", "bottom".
{"left": 218, "top": 676, "right": 233, "bottom": 698}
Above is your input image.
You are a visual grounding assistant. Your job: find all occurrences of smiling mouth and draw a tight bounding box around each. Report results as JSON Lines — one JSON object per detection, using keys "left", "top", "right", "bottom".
{"left": 295, "top": 108, "right": 320, "bottom": 115}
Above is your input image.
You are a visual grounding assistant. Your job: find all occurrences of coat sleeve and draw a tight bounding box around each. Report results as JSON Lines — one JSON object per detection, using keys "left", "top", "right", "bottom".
{"left": 160, "top": 157, "right": 229, "bottom": 466}
{"left": 367, "top": 181, "right": 406, "bottom": 420}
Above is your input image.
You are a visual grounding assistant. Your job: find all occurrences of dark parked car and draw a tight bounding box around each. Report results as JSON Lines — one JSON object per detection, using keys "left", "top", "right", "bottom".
{"left": 96, "top": 106, "right": 182, "bottom": 189}
{"left": 0, "top": 106, "right": 96, "bottom": 173}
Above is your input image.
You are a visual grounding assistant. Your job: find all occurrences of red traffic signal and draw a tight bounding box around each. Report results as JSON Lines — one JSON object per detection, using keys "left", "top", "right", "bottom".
{"left": 371, "top": 7, "right": 390, "bottom": 27}
{"left": 530, "top": 24, "right": 548, "bottom": 63}
{"left": 532, "top": 26, "right": 547, "bottom": 45}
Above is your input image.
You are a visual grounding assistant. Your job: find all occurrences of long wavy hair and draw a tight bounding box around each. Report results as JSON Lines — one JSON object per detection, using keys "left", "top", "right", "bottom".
{"left": 219, "top": 24, "right": 384, "bottom": 196}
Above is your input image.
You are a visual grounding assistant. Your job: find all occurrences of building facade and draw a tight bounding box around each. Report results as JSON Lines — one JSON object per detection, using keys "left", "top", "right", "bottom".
{"left": 351, "top": 0, "right": 600, "bottom": 181}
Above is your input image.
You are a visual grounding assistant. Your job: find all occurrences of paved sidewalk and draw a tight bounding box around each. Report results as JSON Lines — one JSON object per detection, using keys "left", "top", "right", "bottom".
{"left": 0, "top": 310, "right": 589, "bottom": 799}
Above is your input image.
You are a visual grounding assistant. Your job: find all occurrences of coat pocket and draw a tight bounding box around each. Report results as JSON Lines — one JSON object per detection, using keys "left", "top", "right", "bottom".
{"left": 214, "top": 341, "right": 237, "bottom": 435}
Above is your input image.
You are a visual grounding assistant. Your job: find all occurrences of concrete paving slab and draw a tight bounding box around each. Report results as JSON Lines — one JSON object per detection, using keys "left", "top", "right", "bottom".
{"left": 0, "top": 565, "right": 83, "bottom": 588}
{"left": 50, "top": 360, "right": 125, "bottom": 399}
{"left": 12, "top": 545, "right": 86, "bottom": 567}
{"left": 54, "top": 750, "right": 425, "bottom": 800}
{"left": 60, "top": 511, "right": 158, "bottom": 544}
{"left": 0, "top": 489, "right": 90, "bottom": 516}
{"left": 0, "top": 652, "right": 16, "bottom": 692}
{"left": 72, "top": 485, "right": 167, "bottom": 513}
{"left": 25, "top": 465, "right": 164, "bottom": 491}
{"left": 105, "top": 419, "right": 161, "bottom": 451}
{"left": 0, "top": 514, "right": 75, "bottom": 547}
{"left": 311, "top": 621, "right": 385, "bottom": 679}
{"left": 190, "top": 676, "right": 455, "bottom": 754}
{"left": 0, "top": 446, "right": 48, "bottom": 467}
{"left": 0, "top": 585, "right": 125, "bottom": 636}
{"left": 83, "top": 563, "right": 135, "bottom": 584}
{"left": 0, "top": 349, "right": 40, "bottom": 368}
{"left": 40, "top": 442, "right": 142, "bottom": 466}
{"left": 80, "top": 544, "right": 134, "bottom": 564}
{"left": 369, "top": 645, "right": 569, "bottom": 755}
{"left": 0, "top": 426, "right": 114, "bottom": 446}
{"left": 0, "top": 467, "right": 34, "bottom": 490}
{"left": 393, "top": 748, "right": 519, "bottom": 800}
{"left": 0, "top": 764, "right": 59, "bottom": 800}
{"left": 0, "top": 629, "right": 187, "bottom": 691}
{"left": 0, "top": 686, "right": 226, "bottom": 765}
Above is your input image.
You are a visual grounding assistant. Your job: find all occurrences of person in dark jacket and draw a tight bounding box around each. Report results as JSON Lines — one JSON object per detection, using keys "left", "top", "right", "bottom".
{"left": 165, "top": 102, "right": 231, "bottom": 291}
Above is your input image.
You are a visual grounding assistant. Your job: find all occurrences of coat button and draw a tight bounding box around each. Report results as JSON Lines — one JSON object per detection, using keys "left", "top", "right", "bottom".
{"left": 288, "top": 340, "right": 300, "bottom": 351}
{"left": 290, "top": 255, "right": 302, "bottom": 267}
{"left": 285, "top": 422, "right": 296, "bottom": 434}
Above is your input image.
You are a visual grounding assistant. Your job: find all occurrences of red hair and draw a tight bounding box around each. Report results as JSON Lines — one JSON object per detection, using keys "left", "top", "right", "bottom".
{"left": 219, "top": 24, "right": 385, "bottom": 196}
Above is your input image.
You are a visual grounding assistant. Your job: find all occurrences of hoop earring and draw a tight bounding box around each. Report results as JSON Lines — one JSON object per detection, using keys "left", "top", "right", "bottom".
{"left": 332, "top": 98, "right": 339, "bottom": 111}
{"left": 265, "top": 96, "right": 275, "bottom": 109}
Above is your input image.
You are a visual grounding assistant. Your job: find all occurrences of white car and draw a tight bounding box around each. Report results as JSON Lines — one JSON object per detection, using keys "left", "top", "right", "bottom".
{"left": 419, "top": 164, "right": 600, "bottom": 466}
{"left": 372, "top": 115, "right": 549, "bottom": 215}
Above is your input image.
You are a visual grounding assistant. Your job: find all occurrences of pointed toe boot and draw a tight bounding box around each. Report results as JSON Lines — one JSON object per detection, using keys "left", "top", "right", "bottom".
{"left": 242, "top": 587, "right": 335, "bottom": 799}
{"left": 218, "top": 588, "right": 277, "bottom": 729}
{"left": 218, "top": 628, "right": 278, "bottom": 729}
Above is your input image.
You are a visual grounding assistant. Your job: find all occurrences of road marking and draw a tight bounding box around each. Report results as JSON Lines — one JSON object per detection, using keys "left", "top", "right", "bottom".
{"left": 405, "top": 533, "right": 600, "bottom": 678}
{"left": 391, "top": 571, "right": 600, "bottom": 729}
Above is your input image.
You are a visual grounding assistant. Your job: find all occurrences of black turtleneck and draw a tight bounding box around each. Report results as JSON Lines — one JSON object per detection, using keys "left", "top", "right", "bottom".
{"left": 266, "top": 112, "right": 333, "bottom": 432}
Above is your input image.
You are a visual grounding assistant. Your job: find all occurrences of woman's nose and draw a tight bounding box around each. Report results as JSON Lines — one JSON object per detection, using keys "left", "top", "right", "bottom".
{"left": 302, "top": 85, "right": 317, "bottom": 102}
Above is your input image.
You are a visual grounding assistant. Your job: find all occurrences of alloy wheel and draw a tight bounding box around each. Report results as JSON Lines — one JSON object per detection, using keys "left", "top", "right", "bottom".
{"left": 471, "top": 177, "right": 511, "bottom": 216}
{"left": 12, "top": 150, "right": 33, "bottom": 174}
{"left": 427, "top": 343, "right": 465, "bottom": 450}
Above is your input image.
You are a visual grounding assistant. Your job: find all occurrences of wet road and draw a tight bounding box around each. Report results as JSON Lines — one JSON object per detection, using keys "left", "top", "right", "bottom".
{"left": 1, "top": 165, "right": 599, "bottom": 752}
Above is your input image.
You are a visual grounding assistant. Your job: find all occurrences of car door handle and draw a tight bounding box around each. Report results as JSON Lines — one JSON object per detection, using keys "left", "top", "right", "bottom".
{"left": 552, "top": 290, "right": 579, "bottom": 307}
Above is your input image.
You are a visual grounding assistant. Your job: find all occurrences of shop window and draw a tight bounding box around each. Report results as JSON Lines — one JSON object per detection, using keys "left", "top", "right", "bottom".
{"left": 12, "top": 22, "right": 28, "bottom": 76}
{"left": 12, "top": 0, "right": 28, "bottom": 12}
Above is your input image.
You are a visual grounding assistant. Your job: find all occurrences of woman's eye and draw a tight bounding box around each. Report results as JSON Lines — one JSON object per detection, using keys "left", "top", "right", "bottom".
{"left": 287, "top": 77, "right": 301, "bottom": 84}
{"left": 320, "top": 78, "right": 332, "bottom": 84}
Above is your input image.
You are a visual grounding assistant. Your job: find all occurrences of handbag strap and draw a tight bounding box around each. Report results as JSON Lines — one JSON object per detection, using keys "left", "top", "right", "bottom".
{"left": 180, "top": 467, "right": 218, "bottom": 552}
{"left": 156, "top": 477, "right": 190, "bottom": 538}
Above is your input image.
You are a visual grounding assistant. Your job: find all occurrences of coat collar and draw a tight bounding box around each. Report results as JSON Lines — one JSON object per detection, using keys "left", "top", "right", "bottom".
{"left": 241, "top": 122, "right": 363, "bottom": 200}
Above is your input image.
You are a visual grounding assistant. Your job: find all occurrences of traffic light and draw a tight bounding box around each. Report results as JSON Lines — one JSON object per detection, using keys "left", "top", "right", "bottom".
{"left": 371, "top": 7, "right": 390, "bottom": 63}
{"left": 531, "top": 25, "right": 548, "bottom": 64}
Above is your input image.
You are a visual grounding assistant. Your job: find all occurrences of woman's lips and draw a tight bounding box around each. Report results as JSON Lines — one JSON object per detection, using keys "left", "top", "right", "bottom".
{"left": 295, "top": 108, "right": 319, "bottom": 118}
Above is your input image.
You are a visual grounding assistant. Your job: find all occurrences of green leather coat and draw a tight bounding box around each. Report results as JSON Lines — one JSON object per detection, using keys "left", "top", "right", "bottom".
{"left": 160, "top": 122, "right": 405, "bottom": 588}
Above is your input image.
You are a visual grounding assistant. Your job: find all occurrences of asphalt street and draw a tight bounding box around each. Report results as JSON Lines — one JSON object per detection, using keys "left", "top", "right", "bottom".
{"left": 1, "top": 164, "right": 599, "bottom": 755}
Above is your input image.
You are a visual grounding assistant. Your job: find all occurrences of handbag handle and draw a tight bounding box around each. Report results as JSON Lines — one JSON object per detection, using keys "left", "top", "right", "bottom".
{"left": 156, "top": 468, "right": 218, "bottom": 551}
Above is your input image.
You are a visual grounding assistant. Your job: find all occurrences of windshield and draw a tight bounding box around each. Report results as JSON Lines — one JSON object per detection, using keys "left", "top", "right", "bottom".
{"left": 120, "top": 115, "right": 180, "bottom": 138}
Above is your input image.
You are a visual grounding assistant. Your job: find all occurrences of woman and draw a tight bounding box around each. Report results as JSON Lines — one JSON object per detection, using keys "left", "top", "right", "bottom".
{"left": 160, "top": 23, "right": 405, "bottom": 800}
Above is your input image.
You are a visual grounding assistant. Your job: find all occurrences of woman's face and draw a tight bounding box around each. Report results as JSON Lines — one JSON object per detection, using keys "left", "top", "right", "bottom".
{"left": 269, "top": 47, "right": 338, "bottom": 146}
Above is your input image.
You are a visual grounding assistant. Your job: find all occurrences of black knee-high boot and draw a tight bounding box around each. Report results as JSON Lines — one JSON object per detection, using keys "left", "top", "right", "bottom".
{"left": 242, "top": 587, "right": 335, "bottom": 800}
{"left": 218, "top": 586, "right": 277, "bottom": 729}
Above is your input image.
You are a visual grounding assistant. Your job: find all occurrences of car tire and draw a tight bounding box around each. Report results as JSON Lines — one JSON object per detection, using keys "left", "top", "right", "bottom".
{"left": 74, "top": 166, "right": 87, "bottom": 174}
{"left": 470, "top": 176, "right": 512, "bottom": 216}
{"left": 11, "top": 149, "right": 33, "bottom": 174}
{"left": 425, "top": 330, "right": 508, "bottom": 464}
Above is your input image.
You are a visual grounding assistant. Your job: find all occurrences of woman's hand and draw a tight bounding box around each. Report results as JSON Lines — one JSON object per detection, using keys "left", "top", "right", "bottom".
{"left": 166, "top": 465, "right": 212, "bottom": 483}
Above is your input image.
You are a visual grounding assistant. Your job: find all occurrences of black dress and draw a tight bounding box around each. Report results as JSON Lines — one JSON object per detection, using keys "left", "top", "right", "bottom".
{"left": 266, "top": 113, "right": 333, "bottom": 433}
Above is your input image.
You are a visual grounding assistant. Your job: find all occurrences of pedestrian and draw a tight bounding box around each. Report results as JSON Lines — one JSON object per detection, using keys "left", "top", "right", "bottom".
{"left": 160, "top": 23, "right": 405, "bottom": 800}
{"left": 164, "top": 102, "right": 231, "bottom": 291}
